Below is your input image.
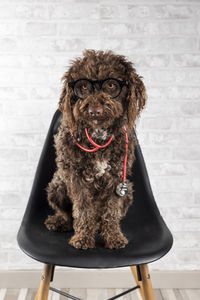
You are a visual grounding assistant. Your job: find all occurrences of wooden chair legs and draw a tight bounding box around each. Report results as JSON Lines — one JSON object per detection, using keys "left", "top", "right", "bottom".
{"left": 35, "top": 264, "right": 53, "bottom": 300}
{"left": 34, "top": 263, "right": 154, "bottom": 300}
{"left": 130, "top": 264, "right": 155, "bottom": 300}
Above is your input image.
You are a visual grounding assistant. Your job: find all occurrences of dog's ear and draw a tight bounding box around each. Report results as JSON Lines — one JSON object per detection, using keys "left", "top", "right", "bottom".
{"left": 127, "top": 73, "right": 147, "bottom": 129}
{"left": 58, "top": 73, "right": 76, "bottom": 129}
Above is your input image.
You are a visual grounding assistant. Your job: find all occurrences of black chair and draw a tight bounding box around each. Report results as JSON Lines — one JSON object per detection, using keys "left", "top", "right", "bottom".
{"left": 17, "top": 110, "right": 173, "bottom": 300}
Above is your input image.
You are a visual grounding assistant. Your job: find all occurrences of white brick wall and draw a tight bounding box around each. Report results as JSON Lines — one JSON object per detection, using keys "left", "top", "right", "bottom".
{"left": 0, "top": 0, "right": 200, "bottom": 271}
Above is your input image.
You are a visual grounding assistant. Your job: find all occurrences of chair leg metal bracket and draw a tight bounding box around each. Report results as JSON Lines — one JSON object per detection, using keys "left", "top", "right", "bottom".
{"left": 50, "top": 285, "right": 140, "bottom": 300}
{"left": 49, "top": 287, "right": 82, "bottom": 300}
{"left": 107, "top": 285, "right": 140, "bottom": 300}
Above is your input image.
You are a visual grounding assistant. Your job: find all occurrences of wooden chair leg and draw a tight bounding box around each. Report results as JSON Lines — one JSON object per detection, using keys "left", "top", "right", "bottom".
{"left": 35, "top": 264, "right": 53, "bottom": 300}
{"left": 140, "top": 264, "right": 155, "bottom": 300}
{"left": 130, "top": 264, "right": 155, "bottom": 300}
{"left": 130, "top": 266, "right": 145, "bottom": 300}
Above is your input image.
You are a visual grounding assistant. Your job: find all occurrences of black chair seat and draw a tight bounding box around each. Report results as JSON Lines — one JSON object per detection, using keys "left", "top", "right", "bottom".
{"left": 17, "top": 110, "right": 173, "bottom": 269}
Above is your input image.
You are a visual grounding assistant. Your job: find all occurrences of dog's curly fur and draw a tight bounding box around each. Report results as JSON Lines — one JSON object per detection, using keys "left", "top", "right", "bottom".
{"left": 44, "top": 49, "right": 147, "bottom": 249}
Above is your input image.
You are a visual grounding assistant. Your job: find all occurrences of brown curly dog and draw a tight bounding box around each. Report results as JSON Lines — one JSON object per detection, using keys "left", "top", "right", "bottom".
{"left": 45, "top": 49, "right": 147, "bottom": 249}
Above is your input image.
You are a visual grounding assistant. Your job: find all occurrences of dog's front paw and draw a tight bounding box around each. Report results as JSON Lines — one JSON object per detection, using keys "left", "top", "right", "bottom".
{"left": 69, "top": 234, "right": 95, "bottom": 250}
{"left": 45, "top": 215, "right": 72, "bottom": 232}
{"left": 104, "top": 234, "right": 128, "bottom": 249}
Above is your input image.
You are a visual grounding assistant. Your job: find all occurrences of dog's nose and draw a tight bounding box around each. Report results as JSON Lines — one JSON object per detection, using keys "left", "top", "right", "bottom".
{"left": 88, "top": 105, "right": 103, "bottom": 117}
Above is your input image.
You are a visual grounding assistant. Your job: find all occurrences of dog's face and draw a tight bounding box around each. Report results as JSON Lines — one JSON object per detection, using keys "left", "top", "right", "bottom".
{"left": 59, "top": 50, "right": 147, "bottom": 130}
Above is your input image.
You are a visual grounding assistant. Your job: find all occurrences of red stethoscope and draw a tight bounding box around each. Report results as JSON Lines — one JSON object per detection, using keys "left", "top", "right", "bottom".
{"left": 70, "top": 125, "right": 128, "bottom": 197}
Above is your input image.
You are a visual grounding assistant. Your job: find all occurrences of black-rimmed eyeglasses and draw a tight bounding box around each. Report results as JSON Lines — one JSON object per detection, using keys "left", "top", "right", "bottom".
{"left": 68, "top": 78, "right": 128, "bottom": 99}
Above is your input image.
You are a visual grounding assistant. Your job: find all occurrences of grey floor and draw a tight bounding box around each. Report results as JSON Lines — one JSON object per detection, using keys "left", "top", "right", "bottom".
{"left": 1, "top": 288, "right": 200, "bottom": 300}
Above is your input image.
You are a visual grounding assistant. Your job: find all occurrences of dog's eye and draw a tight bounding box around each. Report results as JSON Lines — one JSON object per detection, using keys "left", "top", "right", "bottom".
{"left": 102, "top": 79, "right": 121, "bottom": 98}
{"left": 74, "top": 79, "right": 93, "bottom": 98}
{"left": 108, "top": 83, "right": 114, "bottom": 89}
{"left": 82, "top": 84, "right": 88, "bottom": 90}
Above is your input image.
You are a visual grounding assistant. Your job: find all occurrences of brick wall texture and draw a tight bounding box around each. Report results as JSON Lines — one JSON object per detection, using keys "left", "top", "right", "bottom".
{"left": 0, "top": 0, "right": 200, "bottom": 271}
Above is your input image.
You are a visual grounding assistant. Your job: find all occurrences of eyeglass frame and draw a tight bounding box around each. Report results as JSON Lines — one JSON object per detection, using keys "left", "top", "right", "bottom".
{"left": 68, "top": 78, "right": 128, "bottom": 99}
